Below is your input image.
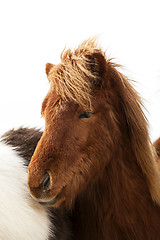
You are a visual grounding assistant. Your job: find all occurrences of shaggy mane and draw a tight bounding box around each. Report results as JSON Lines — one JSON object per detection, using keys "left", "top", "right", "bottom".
{"left": 111, "top": 66, "right": 160, "bottom": 204}
{"left": 47, "top": 38, "right": 104, "bottom": 108}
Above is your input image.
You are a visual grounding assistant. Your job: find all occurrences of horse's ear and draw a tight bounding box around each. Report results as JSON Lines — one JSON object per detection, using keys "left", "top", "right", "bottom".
{"left": 46, "top": 63, "right": 54, "bottom": 76}
{"left": 89, "top": 52, "right": 107, "bottom": 86}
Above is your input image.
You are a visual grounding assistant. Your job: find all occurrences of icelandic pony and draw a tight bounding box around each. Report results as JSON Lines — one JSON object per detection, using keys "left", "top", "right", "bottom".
{"left": 0, "top": 127, "right": 71, "bottom": 240}
{"left": 28, "top": 39, "right": 160, "bottom": 240}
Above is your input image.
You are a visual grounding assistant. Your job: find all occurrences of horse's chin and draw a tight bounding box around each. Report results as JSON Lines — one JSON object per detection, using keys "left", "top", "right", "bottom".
{"left": 40, "top": 188, "right": 64, "bottom": 207}
{"left": 40, "top": 195, "right": 58, "bottom": 206}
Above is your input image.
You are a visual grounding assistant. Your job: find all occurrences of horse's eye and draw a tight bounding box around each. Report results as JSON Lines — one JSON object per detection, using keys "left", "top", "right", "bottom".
{"left": 78, "top": 111, "right": 91, "bottom": 119}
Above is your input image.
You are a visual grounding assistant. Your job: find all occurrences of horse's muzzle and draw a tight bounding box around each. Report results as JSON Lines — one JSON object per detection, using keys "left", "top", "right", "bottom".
{"left": 28, "top": 171, "right": 54, "bottom": 203}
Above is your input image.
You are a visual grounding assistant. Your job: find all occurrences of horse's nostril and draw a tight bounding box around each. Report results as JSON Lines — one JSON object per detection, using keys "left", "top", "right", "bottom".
{"left": 42, "top": 172, "right": 50, "bottom": 191}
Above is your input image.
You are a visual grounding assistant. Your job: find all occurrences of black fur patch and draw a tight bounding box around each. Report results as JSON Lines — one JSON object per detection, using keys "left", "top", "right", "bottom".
{"left": 1, "top": 127, "right": 42, "bottom": 166}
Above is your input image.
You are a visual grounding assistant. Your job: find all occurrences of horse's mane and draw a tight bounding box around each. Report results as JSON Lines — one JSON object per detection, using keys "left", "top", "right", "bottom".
{"left": 113, "top": 68, "right": 160, "bottom": 204}
{"left": 47, "top": 38, "right": 160, "bottom": 204}
{"left": 47, "top": 38, "right": 105, "bottom": 109}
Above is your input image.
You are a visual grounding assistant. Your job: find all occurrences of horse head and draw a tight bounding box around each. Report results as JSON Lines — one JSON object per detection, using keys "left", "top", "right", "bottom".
{"left": 28, "top": 39, "right": 160, "bottom": 209}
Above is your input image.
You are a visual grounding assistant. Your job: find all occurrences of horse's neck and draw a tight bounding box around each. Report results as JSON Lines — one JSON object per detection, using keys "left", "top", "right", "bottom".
{"left": 103, "top": 146, "right": 160, "bottom": 239}
{"left": 72, "top": 146, "right": 160, "bottom": 240}
{"left": 71, "top": 181, "right": 104, "bottom": 240}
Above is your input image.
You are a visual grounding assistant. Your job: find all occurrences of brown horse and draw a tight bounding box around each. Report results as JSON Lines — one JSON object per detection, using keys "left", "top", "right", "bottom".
{"left": 28, "top": 39, "right": 160, "bottom": 240}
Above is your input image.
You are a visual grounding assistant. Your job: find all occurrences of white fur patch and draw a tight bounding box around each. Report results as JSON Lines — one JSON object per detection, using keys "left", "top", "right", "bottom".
{"left": 0, "top": 142, "right": 53, "bottom": 240}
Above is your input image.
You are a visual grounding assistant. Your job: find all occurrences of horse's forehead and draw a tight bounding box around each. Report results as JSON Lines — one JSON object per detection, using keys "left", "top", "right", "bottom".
{"left": 45, "top": 90, "right": 62, "bottom": 109}
{"left": 45, "top": 90, "right": 78, "bottom": 115}
{"left": 49, "top": 89, "right": 59, "bottom": 101}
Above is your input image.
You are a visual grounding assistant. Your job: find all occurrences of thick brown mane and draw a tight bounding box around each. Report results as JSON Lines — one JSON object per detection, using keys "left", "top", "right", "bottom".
{"left": 106, "top": 64, "right": 160, "bottom": 204}
{"left": 28, "top": 39, "right": 160, "bottom": 239}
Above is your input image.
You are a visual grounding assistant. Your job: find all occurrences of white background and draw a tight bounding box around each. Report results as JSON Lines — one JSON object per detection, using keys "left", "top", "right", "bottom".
{"left": 0, "top": 0, "right": 160, "bottom": 141}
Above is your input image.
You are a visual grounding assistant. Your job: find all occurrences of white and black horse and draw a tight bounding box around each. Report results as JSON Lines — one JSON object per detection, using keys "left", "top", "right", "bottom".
{"left": 0, "top": 127, "right": 71, "bottom": 240}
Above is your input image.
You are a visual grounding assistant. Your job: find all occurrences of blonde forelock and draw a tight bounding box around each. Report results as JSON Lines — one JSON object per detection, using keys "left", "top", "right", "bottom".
{"left": 47, "top": 38, "right": 104, "bottom": 109}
